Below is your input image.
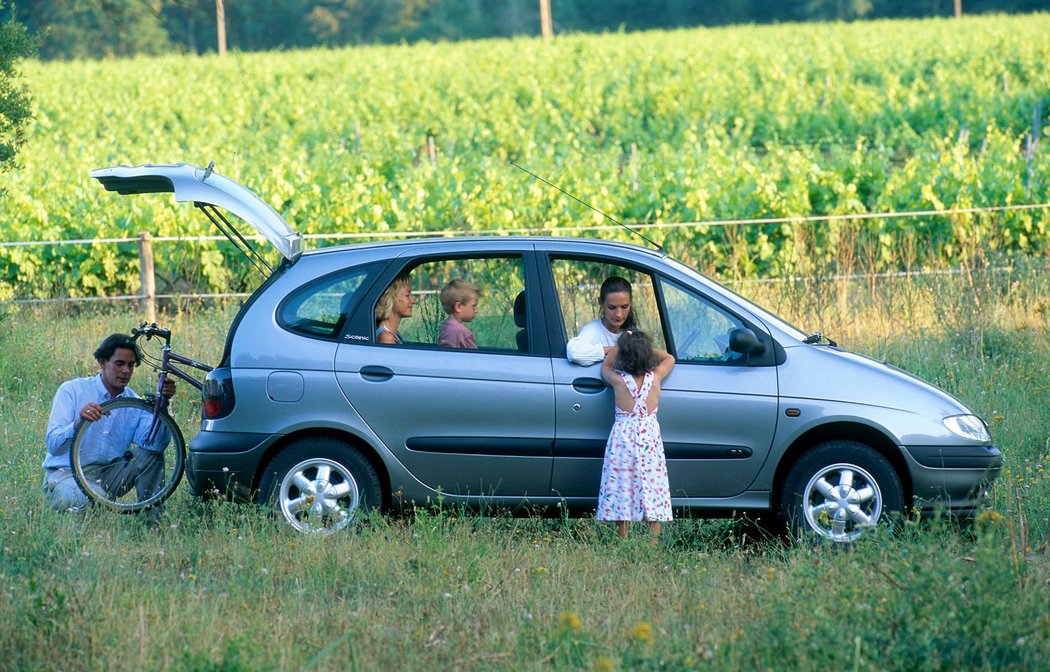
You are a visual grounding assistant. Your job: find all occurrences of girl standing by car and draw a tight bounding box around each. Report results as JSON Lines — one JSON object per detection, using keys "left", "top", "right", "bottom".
{"left": 566, "top": 276, "right": 636, "bottom": 365}
{"left": 596, "top": 329, "right": 675, "bottom": 539}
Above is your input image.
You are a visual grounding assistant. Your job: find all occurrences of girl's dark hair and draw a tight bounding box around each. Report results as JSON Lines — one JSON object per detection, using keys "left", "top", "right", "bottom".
{"left": 93, "top": 333, "right": 141, "bottom": 363}
{"left": 616, "top": 329, "right": 660, "bottom": 376}
{"left": 599, "top": 275, "right": 636, "bottom": 330}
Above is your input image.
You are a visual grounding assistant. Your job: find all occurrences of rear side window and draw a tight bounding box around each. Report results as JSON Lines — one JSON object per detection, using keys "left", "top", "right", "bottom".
{"left": 393, "top": 256, "right": 527, "bottom": 351}
{"left": 278, "top": 264, "right": 379, "bottom": 340}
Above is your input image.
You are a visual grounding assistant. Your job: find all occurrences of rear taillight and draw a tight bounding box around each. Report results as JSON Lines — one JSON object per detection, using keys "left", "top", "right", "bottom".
{"left": 202, "top": 368, "right": 235, "bottom": 419}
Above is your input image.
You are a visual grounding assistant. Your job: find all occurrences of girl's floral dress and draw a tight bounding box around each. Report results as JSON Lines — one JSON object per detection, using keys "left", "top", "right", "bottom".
{"left": 596, "top": 370, "right": 672, "bottom": 522}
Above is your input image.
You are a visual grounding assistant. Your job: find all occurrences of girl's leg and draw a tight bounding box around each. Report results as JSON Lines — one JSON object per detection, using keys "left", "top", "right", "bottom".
{"left": 616, "top": 521, "right": 629, "bottom": 538}
{"left": 646, "top": 521, "right": 662, "bottom": 538}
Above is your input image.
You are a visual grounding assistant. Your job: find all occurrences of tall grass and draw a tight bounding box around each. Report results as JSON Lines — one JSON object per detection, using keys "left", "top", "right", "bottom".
{"left": 1, "top": 262, "right": 1048, "bottom": 670}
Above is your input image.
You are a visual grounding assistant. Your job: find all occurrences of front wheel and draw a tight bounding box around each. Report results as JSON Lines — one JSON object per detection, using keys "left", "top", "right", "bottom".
{"left": 779, "top": 441, "right": 903, "bottom": 542}
{"left": 258, "top": 437, "right": 382, "bottom": 534}
{"left": 70, "top": 397, "right": 186, "bottom": 512}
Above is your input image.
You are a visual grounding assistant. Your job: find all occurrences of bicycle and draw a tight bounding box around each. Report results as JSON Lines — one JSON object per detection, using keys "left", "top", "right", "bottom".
{"left": 69, "top": 323, "right": 213, "bottom": 512}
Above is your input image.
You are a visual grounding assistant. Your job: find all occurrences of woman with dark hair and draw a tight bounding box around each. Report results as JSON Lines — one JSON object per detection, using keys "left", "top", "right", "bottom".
{"left": 566, "top": 276, "right": 636, "bottom": 365}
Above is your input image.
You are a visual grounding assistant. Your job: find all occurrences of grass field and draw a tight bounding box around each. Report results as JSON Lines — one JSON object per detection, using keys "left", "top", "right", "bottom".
{"left": 1, "top": 258, "right": 1048, "bottom": 670}
{"left": 2, "top": 9, "right": 1050, "bottom": 671}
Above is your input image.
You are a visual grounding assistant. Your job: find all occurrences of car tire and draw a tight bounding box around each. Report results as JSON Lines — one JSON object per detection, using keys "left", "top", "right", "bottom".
{"left": 258, "top": 437, "right": 382, "bottom": 534}
{"left": 779, "top": 440, "right": 903, "bottom": 543}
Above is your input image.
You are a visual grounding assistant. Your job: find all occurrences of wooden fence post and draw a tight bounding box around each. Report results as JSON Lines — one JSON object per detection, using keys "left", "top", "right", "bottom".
{"left": 539, "top": 0, "right": 553, "bottom": 42}
{"left": 216, "top": 0, "right": 227, "bottom": 57}
{"left": 138, "top": 232, "right": 156, "bottom": 323}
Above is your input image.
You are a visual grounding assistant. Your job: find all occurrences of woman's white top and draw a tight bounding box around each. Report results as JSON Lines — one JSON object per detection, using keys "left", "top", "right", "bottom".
{"left": 566, "top": 318, "right": 621, "bottom": 365}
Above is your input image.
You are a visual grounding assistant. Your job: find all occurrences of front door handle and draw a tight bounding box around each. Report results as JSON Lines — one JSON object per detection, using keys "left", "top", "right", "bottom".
{"left": 360, "top": 365, "right": 394, "bottom": 382}
{"left": 571, "top": 377, "right": 607, "bottom": 394}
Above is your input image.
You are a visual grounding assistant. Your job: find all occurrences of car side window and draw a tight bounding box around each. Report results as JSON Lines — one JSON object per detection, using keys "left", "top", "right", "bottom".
{"left": 661, "top": 278, "right": 747, "bottom": 363}
{"left": 278, "top": 265, "right": 376, "bottom": 340}
{"left": 396, "top": 256, "right": 528, "bottom": 352}
{"left": 550, "top": 258, "right": 666, "bottom": 350}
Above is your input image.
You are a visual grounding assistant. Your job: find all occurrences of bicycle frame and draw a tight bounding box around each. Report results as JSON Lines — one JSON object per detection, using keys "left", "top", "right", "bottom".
{"left": 133, "top": 323, "right": 213, "bottom": 445}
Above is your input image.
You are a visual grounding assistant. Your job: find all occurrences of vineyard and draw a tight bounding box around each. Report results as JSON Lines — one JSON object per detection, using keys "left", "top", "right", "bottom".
{"left": 3, "top": 16, "right": 1050, "bottom": 669}
{"left": 1, "top": 14, "right": 1049, "bottom": 300}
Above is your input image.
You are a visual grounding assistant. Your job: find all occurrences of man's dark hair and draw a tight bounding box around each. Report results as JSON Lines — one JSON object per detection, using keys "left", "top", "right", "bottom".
{"left": 93, "top": 333, "right": 141, "bottom": 363}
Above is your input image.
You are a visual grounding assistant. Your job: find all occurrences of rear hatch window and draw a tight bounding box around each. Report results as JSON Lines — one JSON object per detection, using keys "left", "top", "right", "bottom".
{"left": 278, "top": 263, "right": 383, "bottom": 340}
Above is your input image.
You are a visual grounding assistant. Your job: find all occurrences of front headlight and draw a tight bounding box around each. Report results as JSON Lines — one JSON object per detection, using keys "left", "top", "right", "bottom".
{"left": 943, "top": 414, "right": 991, "bottom": 442}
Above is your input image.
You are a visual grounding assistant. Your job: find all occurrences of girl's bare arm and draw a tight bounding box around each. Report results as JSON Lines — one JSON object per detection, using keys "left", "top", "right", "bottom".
{"left": 652, "top": 348, "right": 676, "bottom": 383}
{"left": 601, "top": 345, "right": 621, "bottom": 386}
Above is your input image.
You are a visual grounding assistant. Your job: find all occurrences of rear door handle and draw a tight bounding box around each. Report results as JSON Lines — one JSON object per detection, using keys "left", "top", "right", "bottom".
{"left": 360, "top": 365, "right": 394, "bottom": 382}
{"left": 571, "top": 377, "right": 607, "bottom": 393}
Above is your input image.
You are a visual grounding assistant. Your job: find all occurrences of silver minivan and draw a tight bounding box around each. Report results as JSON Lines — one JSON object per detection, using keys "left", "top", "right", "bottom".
{"left": 93, "top": 163, "right": 1002, "bottom": 541}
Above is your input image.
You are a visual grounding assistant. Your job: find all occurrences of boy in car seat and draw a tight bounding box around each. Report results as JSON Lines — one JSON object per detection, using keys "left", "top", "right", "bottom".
{"left": 438, "top": 279, "right": 480, "bottom": 349}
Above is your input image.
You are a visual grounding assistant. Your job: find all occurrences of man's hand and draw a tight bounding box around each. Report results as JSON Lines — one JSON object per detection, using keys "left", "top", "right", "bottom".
{"left": 77, "top": 402, "right": 105, "bottom": 427}
{"left": 161, "top": 378, "right": 177, "bottom": 399}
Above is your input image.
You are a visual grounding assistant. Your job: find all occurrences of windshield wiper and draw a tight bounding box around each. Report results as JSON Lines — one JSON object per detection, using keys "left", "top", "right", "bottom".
{"left": 803, "top": 331, "right": 838, "bottom": 347}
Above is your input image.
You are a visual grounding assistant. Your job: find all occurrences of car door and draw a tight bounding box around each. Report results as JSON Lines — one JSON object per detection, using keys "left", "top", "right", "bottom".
{"left": 334, "top": 252, "right": 556, "bottom": 498}
{"left": 649, "top": 277, "right": 780, "bottom": 497}
{"left": 546, "top": 255, "right": 779, "bottom": 499}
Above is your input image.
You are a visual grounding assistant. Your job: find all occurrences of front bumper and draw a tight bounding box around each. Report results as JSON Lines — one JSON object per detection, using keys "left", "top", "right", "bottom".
{"left": 902, "top": 444, "right": 1003, "bottom": 514}
{"left": 186, "top": 430, "right": 281, "bottom": 501}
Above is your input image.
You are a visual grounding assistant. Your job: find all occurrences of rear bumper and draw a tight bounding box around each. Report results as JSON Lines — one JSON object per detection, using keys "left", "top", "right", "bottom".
{"left": 902, "top": 444, "right": 1002, "bottom": 513}
{"left": 186, "top": 430, "right": 280, "bottom": 501}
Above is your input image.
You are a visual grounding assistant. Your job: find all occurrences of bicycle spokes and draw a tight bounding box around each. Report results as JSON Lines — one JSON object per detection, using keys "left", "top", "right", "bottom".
{"left": 70, "top": 398, "right": 186, "bottom": 513}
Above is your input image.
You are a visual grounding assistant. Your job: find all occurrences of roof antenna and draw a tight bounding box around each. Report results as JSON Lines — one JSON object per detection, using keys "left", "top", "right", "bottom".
{"left": 509, "top": 160, "right": 663, "bottom": 252}
{"left": 203, "top": 160, "right": 215, "bottom": 180}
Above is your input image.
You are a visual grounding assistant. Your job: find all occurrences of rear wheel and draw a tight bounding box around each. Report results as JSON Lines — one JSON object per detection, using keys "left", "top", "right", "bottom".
{"left": 70, "top": 397, "right": 186, "bottom": 513}
{"left": 779, "top": 441, "right": 903, "bottom": 542}
{"left": 258, "top": 437, "right": 382, "bottom": 534}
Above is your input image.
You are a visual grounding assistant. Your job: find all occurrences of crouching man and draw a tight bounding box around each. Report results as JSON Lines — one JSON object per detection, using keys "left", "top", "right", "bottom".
{"left": 43, "top": 333, "right": 175, "bottom": 511}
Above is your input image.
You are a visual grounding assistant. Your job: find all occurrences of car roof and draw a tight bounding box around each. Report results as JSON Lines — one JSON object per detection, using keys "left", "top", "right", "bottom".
{"left": 302, "top": 235, "right": 668, "bottom": 259}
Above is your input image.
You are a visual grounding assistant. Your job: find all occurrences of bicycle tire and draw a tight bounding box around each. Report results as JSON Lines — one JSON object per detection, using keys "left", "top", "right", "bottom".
{"left": 70, "top": 397, "right": 186, "bottom": 513}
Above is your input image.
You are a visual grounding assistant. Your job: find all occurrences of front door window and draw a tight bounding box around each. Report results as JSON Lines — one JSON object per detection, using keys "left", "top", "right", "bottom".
{"left": 661, "top": 279, "right": 748, "bottom": 363}
{"left": 550, "top": 258, "right": 665, "bottom": 350}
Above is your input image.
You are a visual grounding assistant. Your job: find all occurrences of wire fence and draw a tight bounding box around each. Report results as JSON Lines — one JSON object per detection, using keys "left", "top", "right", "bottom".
{"left": 3, "top": 202, "right": 1048, "bottom": 248}
{"left": 2, "top": 201, "right": 1048, "bottom": 307}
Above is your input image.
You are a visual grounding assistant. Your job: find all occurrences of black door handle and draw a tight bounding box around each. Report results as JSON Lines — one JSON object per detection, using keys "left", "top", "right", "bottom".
{"left": 360, "top": 365, "right": 394, "bottom": 382}
{"left": 571, "top": 377, "right": 607, "bottom": 393}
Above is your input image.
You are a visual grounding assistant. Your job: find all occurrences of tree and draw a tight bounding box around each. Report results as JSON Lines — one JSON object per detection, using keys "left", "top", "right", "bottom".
{"left": 17, "top": 0, "right": 171, "bottom": 60}
{"left": 0, "top": 2, "right": 34, "bottom": 178}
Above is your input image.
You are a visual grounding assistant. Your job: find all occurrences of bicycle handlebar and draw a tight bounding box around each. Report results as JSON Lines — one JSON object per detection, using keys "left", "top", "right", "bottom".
{"left": 132, "top": 322, "right": 171, "bottom": 341}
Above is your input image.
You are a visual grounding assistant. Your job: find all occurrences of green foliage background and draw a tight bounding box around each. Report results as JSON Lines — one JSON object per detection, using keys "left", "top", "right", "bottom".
{"left": 1, "top": 14, "right": 1048, "bottom": 300}
{"left": 1, "top": 16, "right": 1049, "bottom": 667}
{"left": 14, "top": 0, "right": 1050, "bottom": 59}
{"left": 0, "top": 1, "right": 34, "bottom": 177}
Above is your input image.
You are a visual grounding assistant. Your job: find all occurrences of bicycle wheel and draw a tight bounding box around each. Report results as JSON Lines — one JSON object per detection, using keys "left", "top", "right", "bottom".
{"left": 70, "top": 397, "right": 186, "bottom": 513}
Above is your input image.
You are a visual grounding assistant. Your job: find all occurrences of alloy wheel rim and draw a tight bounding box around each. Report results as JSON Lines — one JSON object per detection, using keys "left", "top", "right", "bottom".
{"left": 279, "top": 458, "right": 360, "bottom": 534}
{"left": 801, "top": 462, "right": 883, "bottom": 542}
